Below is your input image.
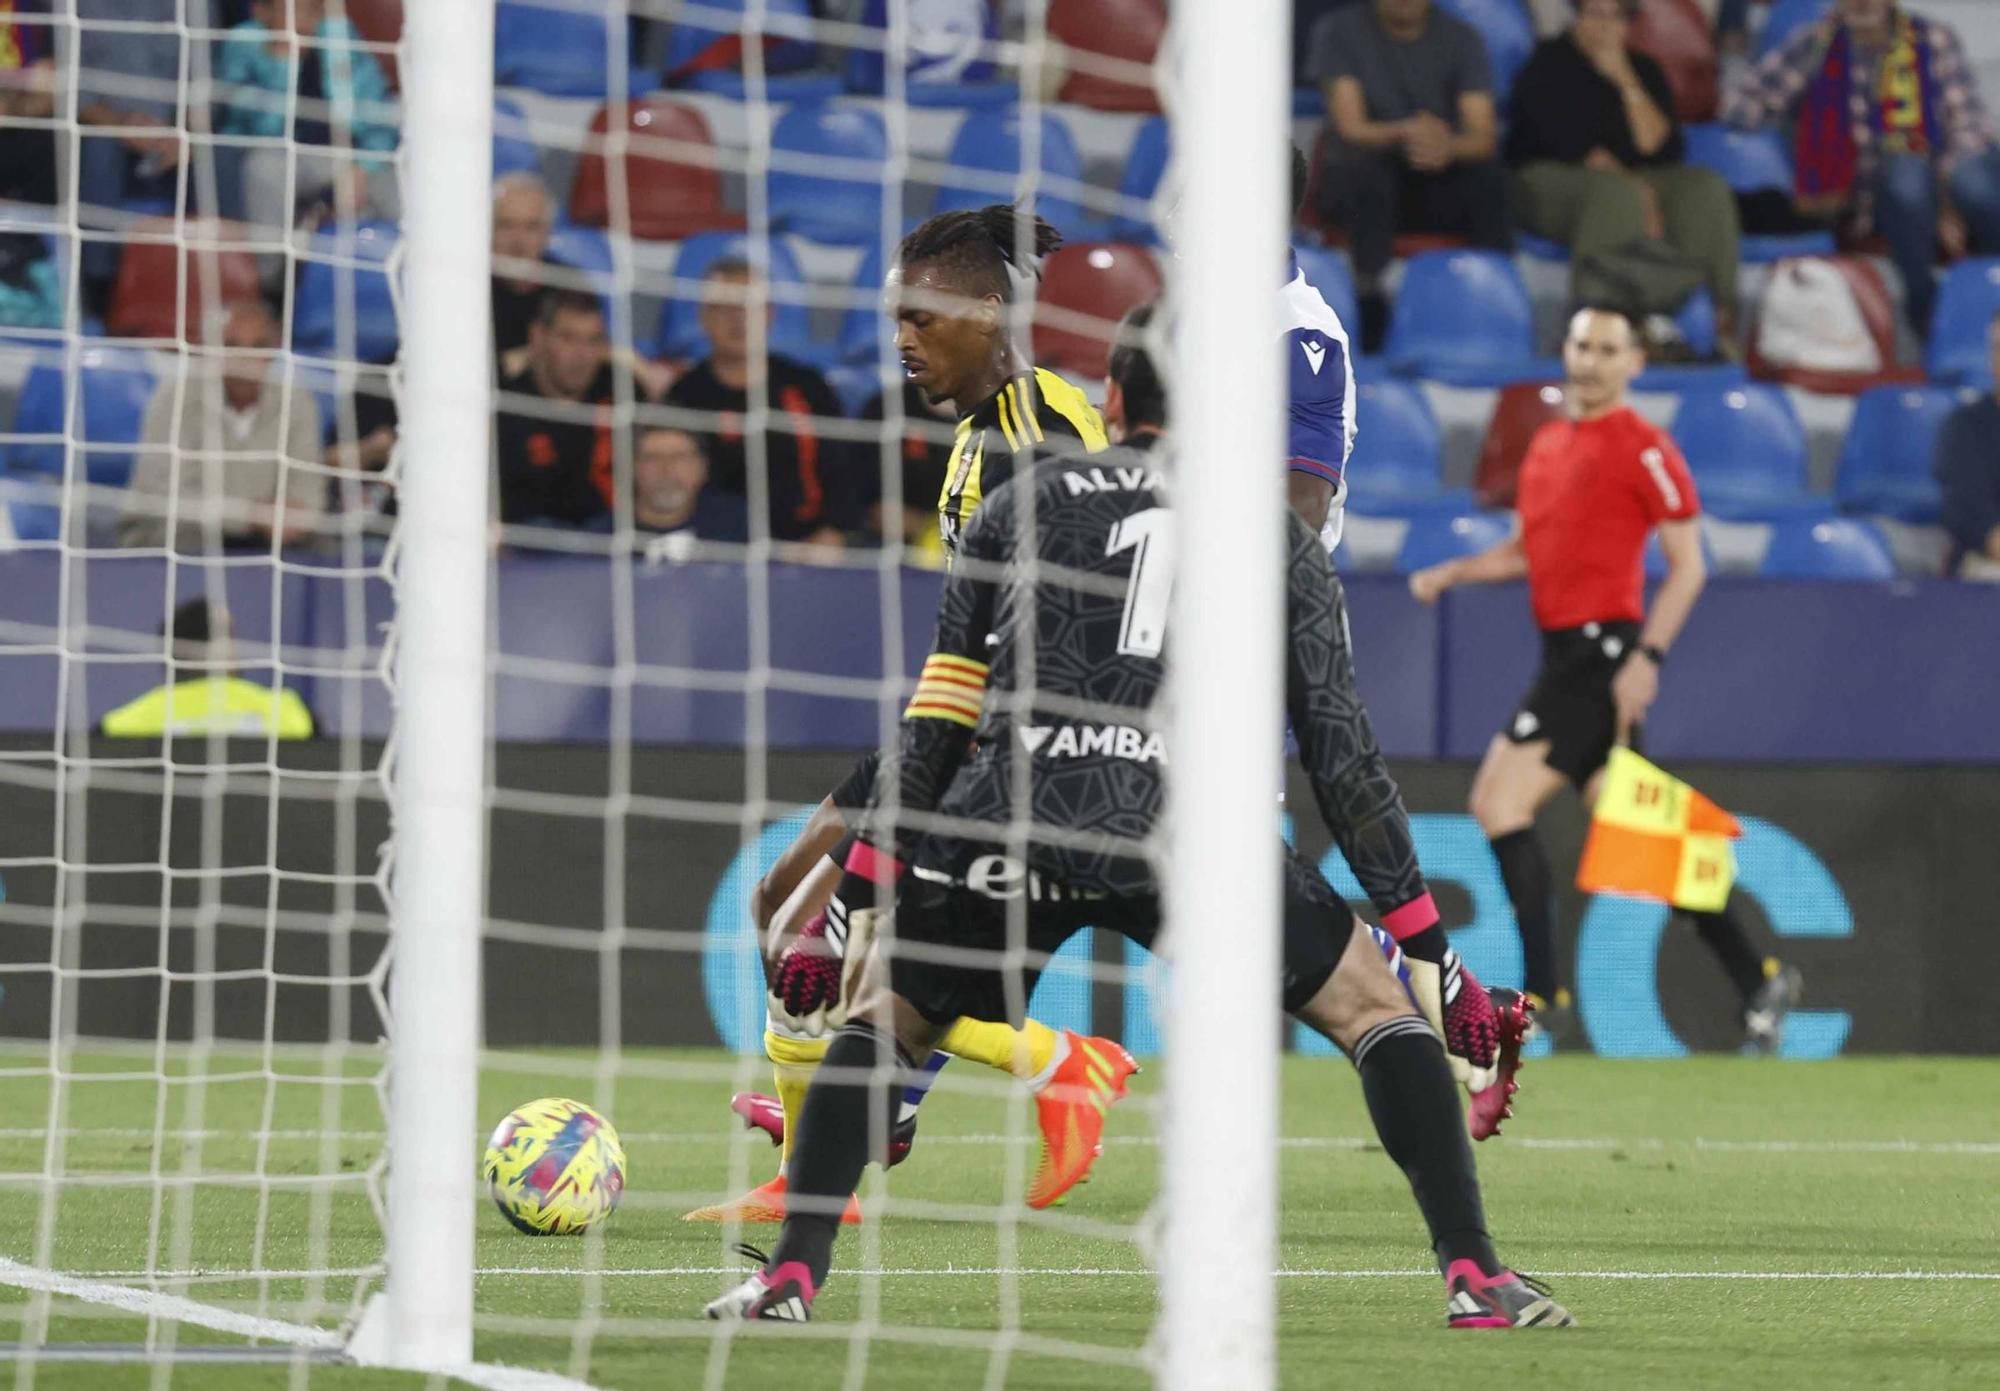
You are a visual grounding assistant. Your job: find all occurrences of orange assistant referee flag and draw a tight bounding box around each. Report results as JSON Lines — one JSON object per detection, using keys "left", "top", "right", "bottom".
{"left": 1576, "top": 748, "right": 1741, "bottom": 912}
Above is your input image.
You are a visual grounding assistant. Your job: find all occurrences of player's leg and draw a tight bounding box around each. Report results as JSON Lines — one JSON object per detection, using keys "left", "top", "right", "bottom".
{"left": 1282, "top": 868, "right": 1573, "bottom": 1329}
{"left": 1470, "top": 731, "right": 1573, "bottom": 1023}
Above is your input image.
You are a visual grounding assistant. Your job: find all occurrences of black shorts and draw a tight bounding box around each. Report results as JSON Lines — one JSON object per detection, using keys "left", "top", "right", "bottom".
{"left": 887, "top": 841, "right": 1357, "bottom": 1025}
{"left": 1504, "top": 621, "right": 1644, "bottom": 789}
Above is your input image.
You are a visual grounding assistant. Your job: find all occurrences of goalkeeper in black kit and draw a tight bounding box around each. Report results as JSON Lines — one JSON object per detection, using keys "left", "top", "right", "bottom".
{"left": 706, "top": 307, "right": 1574, "bottom": 1331}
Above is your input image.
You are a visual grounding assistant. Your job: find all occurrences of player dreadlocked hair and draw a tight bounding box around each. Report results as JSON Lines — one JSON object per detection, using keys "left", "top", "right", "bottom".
{"left": 896, "top": 204, "right": 1063, "bottom": 303}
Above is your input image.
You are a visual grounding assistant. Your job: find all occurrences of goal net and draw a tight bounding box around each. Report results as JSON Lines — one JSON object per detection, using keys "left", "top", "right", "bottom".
{"left": 0, "top": 0, "right": 1287, "bottom": 1385}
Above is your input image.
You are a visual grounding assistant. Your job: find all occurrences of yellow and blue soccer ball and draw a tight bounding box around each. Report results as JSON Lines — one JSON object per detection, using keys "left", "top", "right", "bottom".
{"left": 481, "top": 1097, "right": 627, "bottom": 1235}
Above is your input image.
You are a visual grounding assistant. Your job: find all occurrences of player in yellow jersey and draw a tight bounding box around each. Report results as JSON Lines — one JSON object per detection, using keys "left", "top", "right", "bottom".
{"left": 683, "top": 206, "right": 1130, "bottom": 1225}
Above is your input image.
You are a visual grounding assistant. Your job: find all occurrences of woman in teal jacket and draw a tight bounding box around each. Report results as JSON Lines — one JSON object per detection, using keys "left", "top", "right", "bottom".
{"left": 216, "top": 0, "right": 399, "bottom": 241}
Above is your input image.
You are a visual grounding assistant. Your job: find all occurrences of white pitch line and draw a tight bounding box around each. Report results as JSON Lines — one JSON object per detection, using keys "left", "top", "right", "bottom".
{"left": 56, "top": 1265, "right": 2000, "bottom": 1284}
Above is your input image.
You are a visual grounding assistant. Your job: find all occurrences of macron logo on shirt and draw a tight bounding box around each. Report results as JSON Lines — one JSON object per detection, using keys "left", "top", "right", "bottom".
{"left": 1300, "top": 339, "right": 1326, "bottom": 375}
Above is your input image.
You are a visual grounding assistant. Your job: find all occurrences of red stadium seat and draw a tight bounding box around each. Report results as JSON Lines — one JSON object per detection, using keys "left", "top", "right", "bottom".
{"left": 569, "top": 100, "right": 744, "bottom": 241}
{"left": 1629, "top": 0, "right": 1717, "bottom": 124}
{"left": 341, "top": 0, "right": 402, "bottom": 90}
{"left": 1049, "top": 0, "right": 1165, "bottom": 114}
{"left": 1474, "top": 380, "right": 1565, "bottom": 508}
{"left": 1033, "top": 243, "right": 1163, "bottom": 380}
{"left": 106, "top": 218, "right": 261, "bottom": 343}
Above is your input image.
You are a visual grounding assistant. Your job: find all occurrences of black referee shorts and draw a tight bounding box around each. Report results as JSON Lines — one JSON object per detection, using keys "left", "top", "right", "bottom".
{"left": 887, "top": 841, "right": 1357, "bottom": 1026}
{"left": 1503, "top": 620, "right": 1644, "bottom": 789}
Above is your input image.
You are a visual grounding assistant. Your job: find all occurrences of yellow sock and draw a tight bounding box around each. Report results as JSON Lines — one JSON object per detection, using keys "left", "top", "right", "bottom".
{"left": 764, "top": 1030, "right": 830, "bottom": 1165}
{"left": 939, "top": 1016, "right": 1061, "bottom": 1083}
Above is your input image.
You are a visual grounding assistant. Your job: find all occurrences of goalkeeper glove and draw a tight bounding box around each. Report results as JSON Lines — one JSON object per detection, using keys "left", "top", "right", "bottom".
{"left": 769, "top": 841, "right": 904, "bottom": 1034}
{"left": 1406, "top": 948, "right": 1500, "bottom": 1093}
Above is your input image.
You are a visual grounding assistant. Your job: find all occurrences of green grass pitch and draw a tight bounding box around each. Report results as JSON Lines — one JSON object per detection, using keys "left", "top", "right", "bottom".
{"left": 0, "top": 1048, "right": 1995, "bottom": 1389}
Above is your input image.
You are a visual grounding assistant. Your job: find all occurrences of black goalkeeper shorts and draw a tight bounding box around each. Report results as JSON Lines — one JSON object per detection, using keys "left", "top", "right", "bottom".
{"left": 887, "top": 841, "right": 1357, "bottom": 1026}
{"left": 1504, "top": 620, "right": 1645, "bottom": 789}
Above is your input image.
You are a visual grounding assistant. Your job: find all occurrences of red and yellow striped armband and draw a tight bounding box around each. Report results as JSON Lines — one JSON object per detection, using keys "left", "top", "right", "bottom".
{"left": 904, "top": 653, "right": 988, "bottom": 728}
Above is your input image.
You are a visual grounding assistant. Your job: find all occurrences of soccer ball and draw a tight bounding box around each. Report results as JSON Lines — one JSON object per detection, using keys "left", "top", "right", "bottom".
{"left": 481, "top": 1097, "right": 627, "bottom": 1236}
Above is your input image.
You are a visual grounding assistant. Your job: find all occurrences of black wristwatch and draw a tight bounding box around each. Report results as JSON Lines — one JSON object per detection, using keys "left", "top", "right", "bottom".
{"left": 1637, "top": 643, "right": 1667, "bottom": 667}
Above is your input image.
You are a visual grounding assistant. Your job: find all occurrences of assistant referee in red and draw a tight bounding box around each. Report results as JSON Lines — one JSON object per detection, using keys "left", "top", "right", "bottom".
{"left": 1409, "top": 305, "right": 1800, "bottom": 1053}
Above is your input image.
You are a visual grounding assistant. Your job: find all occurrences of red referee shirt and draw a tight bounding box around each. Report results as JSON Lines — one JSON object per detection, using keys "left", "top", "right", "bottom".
{"left": 1517, "top": 406, "right": 1699, "bottom": 632}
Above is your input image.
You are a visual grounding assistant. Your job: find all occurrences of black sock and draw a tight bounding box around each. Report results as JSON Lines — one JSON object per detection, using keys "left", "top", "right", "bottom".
{"left": 1489, "top": 829, "right": 1560, "bottom": 1005}
{"left": 1681, "top": 900, "right": 1768, "bottom": 1004}
{"left": 767, "top": 1021, "right": 911, "bottom": 1288}
{"left": 1353, "top": 1018, "right": 1500, "bottom": 1278}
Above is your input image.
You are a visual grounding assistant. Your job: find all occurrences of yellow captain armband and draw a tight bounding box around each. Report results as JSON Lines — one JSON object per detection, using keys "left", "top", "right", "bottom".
{"left": 903, "top": 652, "right": 988, "bottom": 727}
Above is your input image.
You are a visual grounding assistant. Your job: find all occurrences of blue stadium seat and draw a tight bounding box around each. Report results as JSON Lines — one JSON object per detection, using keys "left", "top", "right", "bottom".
{"left": 845, "top": 0, "right": 1001, "bottom": 101}
{"left": 1290, "top": 242, "right": 1359, "bottom": 342}
{"left": 1396, "top": 510, "right": 1511, "bottom": 572}
{"left": 934, "top": 109, "right": 1089, "bottom": 240}
{"left": 1384, "top": 251, "right": 1547, "bottom": 387}
{"left": 492, "top": 97, "right": 541, "bottom": 179}
{"left": 1109, "top": 115, "right": 1169, "bottom": 245}
{"left": 2, "top": 479, "right": 62, "bottom": 542}
{"left": 7, "top": 348, "right": 157, "bottom": 487}
{"left": 1756, "top": 0, "right": 1831, "bottom": 58}
{"left": 293, "top": 222, "right": 399, "bottom": 363}
{"left": 1759, "top": 516, "right": 1895, "bottom": 579}
{"left": 1343, "top": 381, "right": 1466, "bottom": 513}
{"left": 494, "top": 1, "right": 615, "bottom": 98}
{"left": 654, "top": 231, "right": 826, "bottom": 366}
{"left": 771, "top": 104, "right": 890, "bottom": 247}
{"left": 1435, "top": 0, "right": 1533, "bottom": 109}
{"left": 1834, "top": 385, "right": 1959, "bottom": 523}
{"left": 1670, "top": 383, "right": 1824, "bottom": 520}
{"left": 1681, "top": 125, "right": 1837, "bottom": 261}
{"left": 838, "top": 242, "right": 890, "bottom": 367}
{"left": 664, "top": 0, "right": 817, "bottom": 82}
{"left": 1925, "top": 259, "right": 2000, "bottom": 388}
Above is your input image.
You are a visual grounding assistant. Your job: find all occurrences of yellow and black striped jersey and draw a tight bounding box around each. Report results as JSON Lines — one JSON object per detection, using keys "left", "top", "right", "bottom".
{"left": 937, "top": 367, "right": 1107, "bottom": 557}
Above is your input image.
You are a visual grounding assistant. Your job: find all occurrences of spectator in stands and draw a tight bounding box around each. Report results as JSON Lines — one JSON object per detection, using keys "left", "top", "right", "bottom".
{"left": 492, "top": 173, "right": 558, "bottom": 375}
{"left": 855, "top": 383, "right": 953, "bottom": 559}
{"left": 75, "top": 0, "right": 193, "bottom": 311}
{"left": 217, "top": 0, "right": 399, "bottom": 242}
{"left": 1935, "top": 311, "right": 2000, "bottom": 580}
{"left": 100, "top": 598, "right": 316, "bottom": 739}
{"left": 632, "top": 426, "right": 748, "bottom": 551}
{"left": 121, "top": 297, "right": 325, "bottom": 550}
{"left": 1508, "top": 0, "right": 1743, "bottom": 354}
{"left": 662, "top": 260, "right": 849, "bottom": 548}
{"left": 1722, "top": 0, "right": 2000, "bottom": 335}
{"left": 494, "top": 288, "right": 620, "bottom": 528}
{"left": 0, "top": 0, "right": 55, "bottom": 206}
{"left": 1305, "top": 0, "right": 1514, "bottom": 350}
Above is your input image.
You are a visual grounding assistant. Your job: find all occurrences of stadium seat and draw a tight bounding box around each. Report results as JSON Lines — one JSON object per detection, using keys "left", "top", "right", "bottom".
{"left": 1670, "top": 383, "right": 1823, "bottom": 520}
{"left": 1033, "top": 243, "right": 1163, "bottom": 379}
{"left": 838, "top": 242, "right": 890, "bottom": 366}
{"left": 1343, "top": 380, "right": 1464, "bottom": 513}
{"left": 293, "top": 221, "right": 400, "bottom": 363}
{"left": 653, "top": 231, "right": 823, "bottom": 366}
{"left": 1474, "top": 380, "right": 1565, "bottom": 508}
{"left": 1048, "top": 0, "right": 1165, "bottom": 114}
{"left": 495, "top": 0, "right": 617, "bottom": 97}
{"left": 7, "top": 348, "right": 157, "bottom": 487}
{"left": 344, "top": 0, "right": 401, "bottom": 89}
{"left": 1759, "top": 516, "right": 1895, "bottom": 579}
{"left": 843, "top": 0, "right": 1003, "bottom": 102}
{"left": 569, "top": 100, "right": 744, "bottom": 242}
{"left": 1629, "top": 0, "right": 1718, "bottom": 123}
{"left": 1681, "top": 125, "right": 1837, "bottom": 261}
{"left": 1756, "top": 0, "right": 1831, "bottom": 58}
{"left": 1435, "top": 0, "right": 1533, "bottom": 109}
{"left": 770, "top": 104, "right": 890, "bottom": 247}
{"left": 662, "top": 0, "right": 817, "bottom": 83}
{"left": 493, "top": 97, "right": 541, "bottom": 180}
{"left": 1384, "top": 251, "right": 1545, "bottom": 387}
{"left": 1289, "top": 242, "right": 1359, "bottom": 344}
{"left": 106, "top": 218, "right": 260, "bottom": 343}
{"left": 1834, "top": 385, "right": 1959, "bottom": 523}
{"left": 934, "top": 109, "right": 1088, "bottom": 241}
{"left": 0, "top": 477, "right": 63, "bottom": 543}
{"left": 1396, "top": 510, "right": 1512, "bottom": 572}
{"left": 1109, "top": 115, "right": 1169, "bottom": 245}
{"left": 1925, "top": 259, "right": 2000, "bottom": 389}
